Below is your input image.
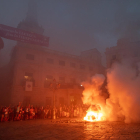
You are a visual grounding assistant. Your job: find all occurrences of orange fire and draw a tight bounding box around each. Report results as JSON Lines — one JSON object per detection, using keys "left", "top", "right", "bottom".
{"left": 84, "top": 111, "right": 103, "bottom": 122}
{"left": 84, "top": 106, "right": 104, "bottom": 122}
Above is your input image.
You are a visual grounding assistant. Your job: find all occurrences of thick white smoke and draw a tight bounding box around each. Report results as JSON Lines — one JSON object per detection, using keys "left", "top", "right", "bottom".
{"left": 105, "top": 59, "right": 140, "bottom": 123}
{"left": 82, "top": 59, "right": 140, "bottom": 123}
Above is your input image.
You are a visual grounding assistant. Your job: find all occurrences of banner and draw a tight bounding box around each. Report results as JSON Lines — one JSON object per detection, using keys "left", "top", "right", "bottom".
{"left": 25, "top": 81, "right": 33, "bottom": 91}
{"left": 0, "top": 24, "right": 49, "bottom": 47}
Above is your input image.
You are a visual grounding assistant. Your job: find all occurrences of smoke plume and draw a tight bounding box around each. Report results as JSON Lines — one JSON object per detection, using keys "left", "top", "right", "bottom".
{"left": 82, "top": 59, "right": 140, "bottom": 123}
{"left": 82, "top": 74, "right": 106, "bottom": 110}
{"left": 105, "top": 59, "right": 140, "bottom": 123}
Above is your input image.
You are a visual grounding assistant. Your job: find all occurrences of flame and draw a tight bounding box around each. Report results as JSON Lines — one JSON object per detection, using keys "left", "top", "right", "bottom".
{"left": 83, "top": 105, "right": 105, "bottom": 122}
{"left": 84, "top": 111, "right": 103, "bottom": 122}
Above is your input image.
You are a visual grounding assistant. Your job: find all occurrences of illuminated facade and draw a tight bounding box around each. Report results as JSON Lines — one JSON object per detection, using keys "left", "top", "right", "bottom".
{"left": 7, "top": 43, "right": 105, "bottom": 106}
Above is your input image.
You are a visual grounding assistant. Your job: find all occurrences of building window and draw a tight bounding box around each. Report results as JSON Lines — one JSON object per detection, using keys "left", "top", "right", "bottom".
{"left": 70, "top": 62, "right": 76, "bottom": 68}
{"left": 26, "top": 54, "right": 34, "bottom": 60}
{"left": 24, "top": 72, "right": 33, "bottom": 79}
{"left": 112, "top": 55, "right": 116, "bottom": 60}
{"left": 47, "top": 58, "right": 54, "bottom": 64}
{"left": 46, "top": 75, "right": 53, "bottom": 81}
{"left": 89, "top": 67, "right": 93, "bottom": 71}
{"left": 80, "top": 64, "right": 85, "bottom": 69}
{"left": 24, "top": 72, "right": 35, "bottom": 86}
{"left": 44, "top": 75, "right": 53, "bottom": 88}
{"left": 59, "top": 60, "right": 65, "bottom": 66}
{"left": 59, "top": 77, "right": 65, "bottom": 83}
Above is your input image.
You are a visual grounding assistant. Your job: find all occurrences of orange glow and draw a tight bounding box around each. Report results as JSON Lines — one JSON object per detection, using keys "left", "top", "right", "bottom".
{"left": 84, "top": 106, "right": 104, "bottom": 122}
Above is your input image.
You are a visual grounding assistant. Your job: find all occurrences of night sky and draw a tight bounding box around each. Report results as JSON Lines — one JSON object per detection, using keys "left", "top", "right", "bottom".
{"left": 0, "top": 0, "right": 140, "bottom": 66}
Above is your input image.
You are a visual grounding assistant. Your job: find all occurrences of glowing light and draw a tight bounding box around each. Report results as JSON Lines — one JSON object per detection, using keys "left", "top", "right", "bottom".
{"left": 24, "top": 76, "right": 28, "bottom": 79}
{"left": 84, "top": 110, "right": 103, "bottom": 122}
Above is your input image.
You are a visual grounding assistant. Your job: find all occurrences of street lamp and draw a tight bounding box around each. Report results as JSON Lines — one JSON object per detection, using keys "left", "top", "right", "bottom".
{"left": 50, "top": 79, "right": 60, "bottom": 120}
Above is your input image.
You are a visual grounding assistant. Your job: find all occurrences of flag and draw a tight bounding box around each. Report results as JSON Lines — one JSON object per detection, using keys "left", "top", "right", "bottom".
{"left": 25, "top": 81, "right": 33, "bottom": 91}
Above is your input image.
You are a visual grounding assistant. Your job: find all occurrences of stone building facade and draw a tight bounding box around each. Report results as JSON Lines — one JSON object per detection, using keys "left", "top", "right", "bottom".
{"left": 0, "top": 1, "right": 105, "bottom": 106}
{"left": 105, "top": 38, "right": 140, "bottom": 68}
{"left": 6, "top": 43, "right": 105, "bottom": 107}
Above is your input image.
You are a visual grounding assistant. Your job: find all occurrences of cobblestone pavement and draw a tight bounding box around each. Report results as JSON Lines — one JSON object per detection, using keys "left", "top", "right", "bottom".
{"left": 0, "top": 119, "right": 140, "bottom": 140}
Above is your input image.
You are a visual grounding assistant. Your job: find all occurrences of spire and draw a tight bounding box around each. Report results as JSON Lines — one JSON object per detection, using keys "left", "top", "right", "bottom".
{"left": 17, "top": 0, "right": 44, "bottom": 35}
{"left": 25, "top": 0, "right": 38, "bottom": 25}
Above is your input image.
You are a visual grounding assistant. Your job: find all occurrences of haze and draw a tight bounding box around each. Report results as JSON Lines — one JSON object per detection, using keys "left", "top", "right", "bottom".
{"left": 0, "top": 0, "right": 140, "bottom": 66}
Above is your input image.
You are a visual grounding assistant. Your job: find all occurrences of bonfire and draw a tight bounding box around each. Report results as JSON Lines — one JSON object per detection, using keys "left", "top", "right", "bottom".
{"left": 84, "top": 105, "right": 104, "bottom": 122}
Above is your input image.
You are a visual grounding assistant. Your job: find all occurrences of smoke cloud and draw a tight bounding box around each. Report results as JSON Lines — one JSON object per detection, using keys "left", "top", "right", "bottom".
{"left": 82, "top": 59, "right": 140, "bottom": 123}
{"left": 82, "top": 74, "right": 106, "bottom": 111}
{"left": 105, "top": 59, "right": 140, "bottom": 123}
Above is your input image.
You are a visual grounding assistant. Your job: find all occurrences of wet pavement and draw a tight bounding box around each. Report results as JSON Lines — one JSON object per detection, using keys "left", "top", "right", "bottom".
{"left": 0, "top": 119, "right": 140, "bottom": 140}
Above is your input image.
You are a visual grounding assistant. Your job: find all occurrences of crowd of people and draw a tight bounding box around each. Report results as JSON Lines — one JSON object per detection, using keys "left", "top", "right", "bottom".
{"left": 0, "top": 103, "right": 89, "bottom": 122}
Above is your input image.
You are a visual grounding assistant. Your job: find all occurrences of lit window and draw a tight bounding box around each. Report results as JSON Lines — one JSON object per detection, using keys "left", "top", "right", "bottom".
{"left": 46, "top": 75, "right": 53, "bottom": 81}
{"left": 25, "top": 72, "right": 33, "bottom": 79}
{"left": 24, "top": 72, "right": 35, "bottom": 86}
